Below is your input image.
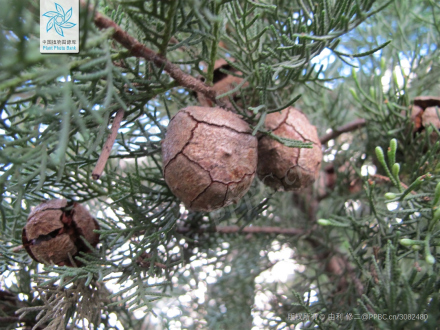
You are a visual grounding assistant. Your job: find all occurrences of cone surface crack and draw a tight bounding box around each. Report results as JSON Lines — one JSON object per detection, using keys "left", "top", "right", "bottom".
{"left": 284, "top": 122, "right": 316, "bottom": 143}
{"left": 189, "top": 182, "right": 219, "bottom": 208}
{"left": 297, "top": 146, "right": 302, "bottom": 167}
{"left": 190, "top": 171, "right": 256, "bottom": 209}
{"left": 271, "top": 109, "right": 290, "bottom": 131}
{"left": 184, "top": 110, "right": 251, "bottom": 135}
{"left": 212, "top": 171, "right": 256, "bottom": 186}
{"left": 184, "top": 150, "right": 255, "bottom": 184}
{"left": 163, "top": 118, "right": 199, "bottom": 170}
{"left": 288, "top": 147, "right": 311, "bottom": 174}
{"left": 32, "top": 228, "right": 60, "bottom": 245}
{"left": 189, "top": 180, "right": 228, "bottom": 210}
{"left": 288, "top": 163, "right": 313, "bottom": 175}
{"left": 168, "top": 152, "right": 210, "bottom": 177}
{"left": 167, "top": 152, "right": 211, "bottom": 208}
{"left": 221, "top": 186, "right": 229, "bottom": 206}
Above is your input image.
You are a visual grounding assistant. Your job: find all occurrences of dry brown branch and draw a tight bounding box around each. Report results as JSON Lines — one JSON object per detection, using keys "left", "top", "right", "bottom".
{"left": 80, "top": 1, "right": 229, "bottom": 109}
{"left": 12, "top": 245, "right": 24, "bottom": 252}
{"left": 320, "top": 118, "right": 366, "bottom": 144}
{"left": 92, "top": 109, "right": 125, "bottom": 180}
{"left": 136, "top": 252, "right": 167, "bottom": 269}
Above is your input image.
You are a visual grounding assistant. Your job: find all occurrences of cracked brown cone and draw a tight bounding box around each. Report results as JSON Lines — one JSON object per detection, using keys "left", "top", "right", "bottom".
{"left": 257, "top": 107, "right": 322, "bottom": 191}
{"left": 22, "top": 199, "right": 100, "bottom": 266}
{"left": 407, "top": 96, "right": 440, "bottom": 141}
{"left": 162, "top": 106, "right": 258, "bottom": 212}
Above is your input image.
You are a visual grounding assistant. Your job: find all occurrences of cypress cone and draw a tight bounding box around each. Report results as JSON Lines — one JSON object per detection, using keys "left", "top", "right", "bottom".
{"left": 22, "top": 199, "right": 99, "bottom": 266}
{"left": 162, "top": 106, "right": 257, "bottom": 212}
{"left": 257, "top": 107, "right": 322, "bottom": 191}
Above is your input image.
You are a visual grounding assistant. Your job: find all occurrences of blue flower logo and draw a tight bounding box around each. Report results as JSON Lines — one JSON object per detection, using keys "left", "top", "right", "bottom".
{"left": 42, "top": 3, "right": 76, "bottom": 37}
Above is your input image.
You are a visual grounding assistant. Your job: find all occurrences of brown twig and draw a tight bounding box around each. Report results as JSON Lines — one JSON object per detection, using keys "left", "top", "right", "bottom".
{"left": 320, "top": 118, "right": 366, "bottom": 144}
{"left": 92, "top": 109, "right": 125, "bottom": 180}
{"left": 136, "top": 252, "right": 168, "bottom": 269}
{"left": 12, "top": 245, "right": 24, "bottom": 252}
{"left": 80, "top": 1, "right": 229, "bottom": 110}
